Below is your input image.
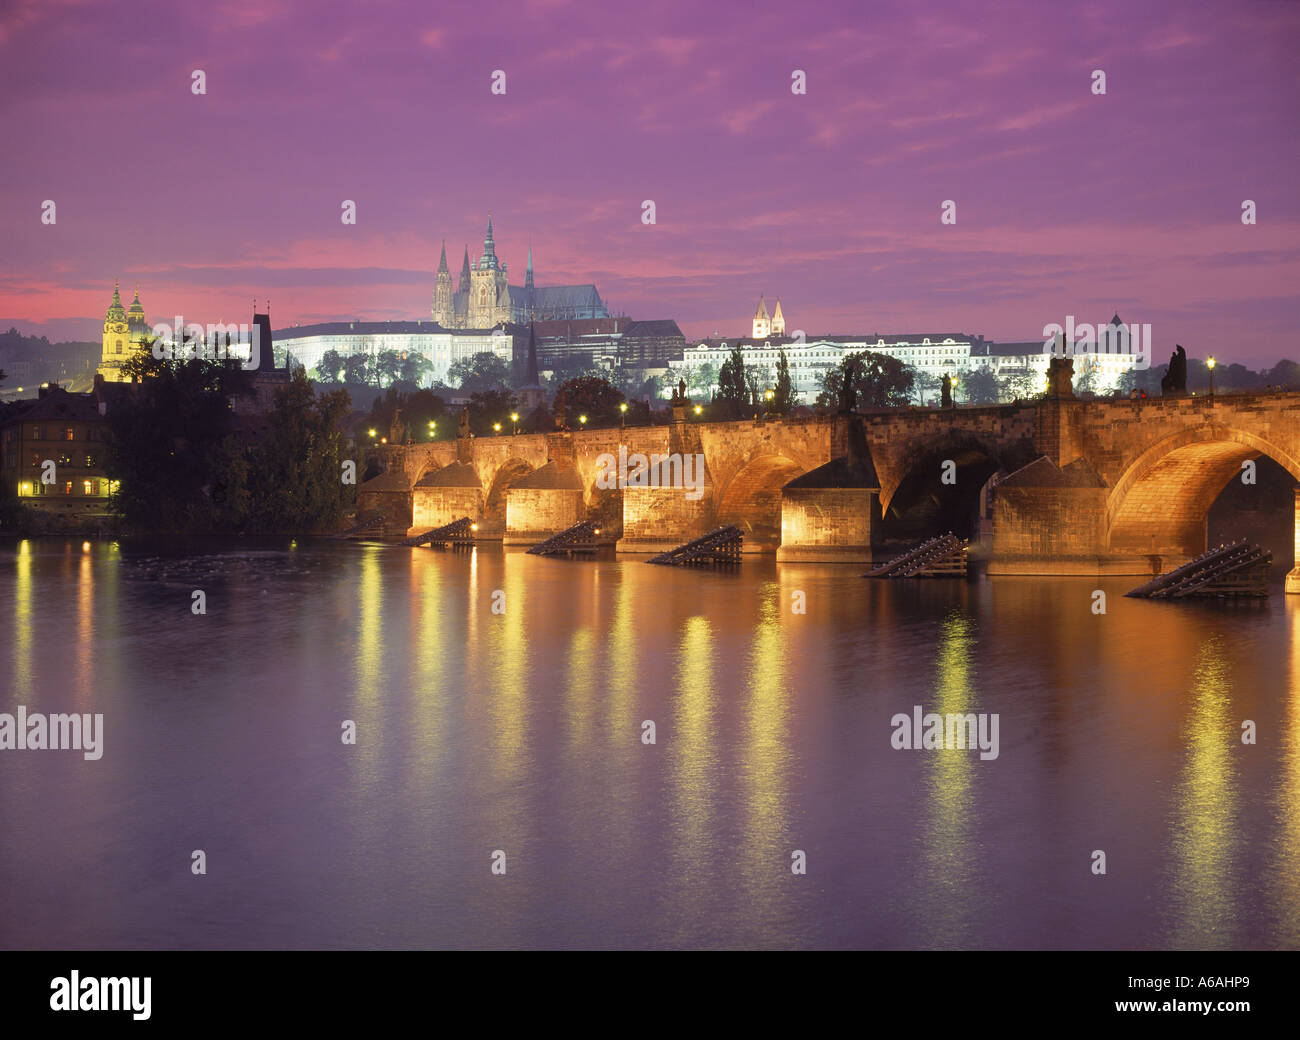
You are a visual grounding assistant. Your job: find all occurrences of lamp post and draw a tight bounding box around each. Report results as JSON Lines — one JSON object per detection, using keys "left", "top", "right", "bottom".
{"left": 510, "top": 412, "right": 519, "bottom": 435}
{"left": 579, "top": 414, "right": 588, "bottom": 429}
{"left": 493, "top": 422, "right": 502, "bottom": 436}
{"left": 693, "top": 404, "right": 702, "bottom": 418}
{"left": 1207, "top": 356, "right": 1216, "bottom": 397}
{"left": 428, "top": 420, "right": 436, "bottom": 441}
{"left": 619, "top": 401, "right": 628, "bottom": 429}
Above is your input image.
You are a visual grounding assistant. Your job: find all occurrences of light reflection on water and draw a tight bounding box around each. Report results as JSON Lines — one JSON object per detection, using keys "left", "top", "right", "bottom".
{"left": 0, "top": 537, "right": 1297, "bottom": 950}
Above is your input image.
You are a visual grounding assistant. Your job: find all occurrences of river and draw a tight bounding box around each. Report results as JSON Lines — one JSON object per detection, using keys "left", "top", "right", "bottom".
{"left": 1, "top": 537, "right": 1297, "bottom": 949}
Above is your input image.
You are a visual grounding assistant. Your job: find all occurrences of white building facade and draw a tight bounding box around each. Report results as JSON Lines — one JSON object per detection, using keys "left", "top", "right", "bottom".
{"left": 271, "top": 321, "right": 517, "bottom": 387}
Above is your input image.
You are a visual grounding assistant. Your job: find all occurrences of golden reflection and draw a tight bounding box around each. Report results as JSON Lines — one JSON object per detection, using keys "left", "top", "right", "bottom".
{"left": 605, "top": 571, "right": 639, "bottom": 739}
{"left": 564, "top": 626, "right": 596, "bottom": 749}
{"left": 670, "top": 615, "right": 717, "bottom": 901}
{"left": 76, "top": 548, "right": 94, "bottom": 701}
{"left": 1271, "top": 603, "right": 1300, "bottom": 945}
{"left": 354, "top": 546, "right": 384, "bottom": 730}
{"left": 741, "top": 588, "right": 790, "bottom": 894}
{"left": 921, "top": 611, "right": 977, "bottom": 948}
{"left": 488, "top": 558, "right": 528, "bottom": 758}
{"left": 1166, "top": 637, "right": 1237, "bottom": 949}
{"left": 13, "top": 539, "right": 33, "bottom": 690}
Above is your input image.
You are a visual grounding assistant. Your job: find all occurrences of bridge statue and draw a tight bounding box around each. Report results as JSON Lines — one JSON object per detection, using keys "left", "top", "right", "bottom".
{"left": 457, "top": 407, "right": 470, "bottom": 439}
{"left": 941, "top": 373, "right": 953, "bottom": 409}
{"left": 1161, "top": 345, "right": 1187, "bottom": 396}
{"left": 838, "top": 365, "right": 856, "bottom": 413}
{"left": 389, "top": 404, "right": 405, "bottom": 444}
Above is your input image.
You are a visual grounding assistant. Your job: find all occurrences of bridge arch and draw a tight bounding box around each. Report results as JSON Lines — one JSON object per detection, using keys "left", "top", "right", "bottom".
{"left": 716, "top": 453, "right": 807, "bottom": 551}
{"left": 878, "top": 433, "right": 1028, "bottom": 543}
{"left": 483, "top": 457, "right": 535, "bottom": 535}
{"left": 1106, "top": 425, "right": 1300, "bottom": 556}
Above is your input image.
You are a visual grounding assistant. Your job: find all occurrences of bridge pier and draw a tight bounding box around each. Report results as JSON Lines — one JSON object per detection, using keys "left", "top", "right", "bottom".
{"left": 503, "top": 464, "right": 585, "bottom": 546}
{"left": 616, "top": 486, "right": 716, "bottom": 554}
{"left": 410, "top": 462, "right": 484, "bottom": 538}
{"left": 1288, "top": 487, "right": 1300, "bottom": 594}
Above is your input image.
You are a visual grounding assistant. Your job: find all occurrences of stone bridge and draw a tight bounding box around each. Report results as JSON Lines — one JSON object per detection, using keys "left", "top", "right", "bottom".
{"left": 358, "top": 393, "right": 1300, "bottom": 589}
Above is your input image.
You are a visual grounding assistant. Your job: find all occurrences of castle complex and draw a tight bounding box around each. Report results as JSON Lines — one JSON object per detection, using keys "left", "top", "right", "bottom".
{"left": 431, "top": 217, "right": 609, "bottom": 329}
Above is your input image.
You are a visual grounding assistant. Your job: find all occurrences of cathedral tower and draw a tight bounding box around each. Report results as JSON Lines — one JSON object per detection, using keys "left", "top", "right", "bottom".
{"left": 433, "top": 241, "right": 454, "bottom": 326}
{"left": 771, "top": 299, "right": 786, "bottom": 337}
{"left": 752, "top": 295, "right": 771, "bottom": 339}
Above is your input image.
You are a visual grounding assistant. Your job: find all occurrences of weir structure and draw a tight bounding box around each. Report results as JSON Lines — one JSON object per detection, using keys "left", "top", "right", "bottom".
{"left": 358, "top": 390, "right": 1300, "bottom": 590}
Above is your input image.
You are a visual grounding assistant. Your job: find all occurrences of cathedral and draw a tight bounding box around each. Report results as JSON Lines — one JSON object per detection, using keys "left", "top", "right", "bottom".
{"left": 98, "top": 281, "right": 151, "bottom": 383}
{"left": 431, "top": 217, "right": 609, "bottom": 329}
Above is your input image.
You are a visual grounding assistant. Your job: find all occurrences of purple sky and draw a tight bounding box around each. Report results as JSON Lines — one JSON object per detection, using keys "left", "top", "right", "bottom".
{"left": 1, "top": 0, "right": 1297, "bottom": 364}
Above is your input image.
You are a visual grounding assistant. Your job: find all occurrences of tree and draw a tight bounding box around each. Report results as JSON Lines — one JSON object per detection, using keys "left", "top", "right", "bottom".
{"left": 467, "top": 388, "right": 517, "bottom": 436}
{"left": 449, "top": 351, "right": 511, "bottom": 392}
{"left": 1001, "top": 370, "right": 1042, "bottom": 401}
{"left": 1074, "top": 356, "right": 1101, "bottom": 397}
{"left": 556, "top": 374, "right": 624, "bottom": 428}
{"left": 690, "top": 362, "right": 717, "bottom": 397}
{"left": 771, "top": 350, "right": 794, "bottom": 415}
{"left": 316, "top": 349, "right": 345, "bottom": 384}
{"left": 818, "top": 351, "right": 914, "bottom": 410}
{"left": 247, "top": 371, "right": 355, "bottom": 532}
{"left": 912, "top": 370, "right": 942, "bottom": 406}
{"left": 399, "top": 353, "right": 433, "bottom": 387}
{"left": 342, "top": 352, "right": 372, "bottom": 386}
{"left": 106, "top": 346, "right": 256, "bottom": 530}
{"left": 715, "top": 346, "right": 749, "bottom": 417}
{"left": 961, "top": 368, "right": 1002, "bottom": 405}
{"left": 374, "top": 350, "right": 403, "bottom": 387}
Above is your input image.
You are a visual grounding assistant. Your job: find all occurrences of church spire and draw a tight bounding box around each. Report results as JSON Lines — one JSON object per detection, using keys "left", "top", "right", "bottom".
{"left": 437, "top": 240, "right": 449, "bottom": 274}
{"left": 479, "top": 214, "right": 499, "bottom": 270}
{"left": 525, "top": 322, "right": 540, "bottom": 386}
{"left": 459, "top": 245, "right": 471, "bottom": 291}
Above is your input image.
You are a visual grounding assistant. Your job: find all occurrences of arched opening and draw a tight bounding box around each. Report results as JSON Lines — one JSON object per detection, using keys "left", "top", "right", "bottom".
{"left": 483, "top": 458, "right": 535, "bottom": 535}
{"left": 878, "top": 441, "right": 1003, "bottom": 547}
{"left": 1108, "top": 429, "right": 1300, "bottom": 576}
{"left": 716, "top": 455, "right": 805, "bottom": 551}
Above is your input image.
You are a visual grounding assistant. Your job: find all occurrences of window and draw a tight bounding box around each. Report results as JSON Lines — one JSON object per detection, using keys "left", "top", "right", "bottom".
{"left": 57, "top": 453, "right": 71, "bottom": 466}
{"left": 30, "top": 425, "right": 42, "bottom": 440}
{"left": 65, "top": 427, "right": 75, "bottom": 441}
{"left": 85, "top": 455, "right": 96, "bottom": 468}
{"left": 116, "top": 340, "right": 123, "bottom": 354}
{"left": 83, "top": 480, "right": 93, "bottom": 496}
{"left": 64, "top": 481, "right": 73, "bottom": 495}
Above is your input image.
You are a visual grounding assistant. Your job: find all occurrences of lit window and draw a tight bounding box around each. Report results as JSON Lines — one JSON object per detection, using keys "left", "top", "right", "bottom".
{"left": 65, "top": 427, "right": 75, "bottom": 440}
{"left": 64, "top": 481, "right": 73, "bottom": 495}
{"left": 83, "top": 480, "right": 93, "bottom": 495}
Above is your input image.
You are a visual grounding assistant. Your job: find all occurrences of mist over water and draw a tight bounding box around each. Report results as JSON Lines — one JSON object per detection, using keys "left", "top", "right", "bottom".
{"left": 1, "top": 537, "right": 1297, "bottom": 950}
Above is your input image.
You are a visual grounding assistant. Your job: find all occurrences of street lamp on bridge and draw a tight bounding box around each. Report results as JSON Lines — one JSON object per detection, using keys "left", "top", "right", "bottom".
{"left": 1208, "top": 356, "right": 1216, "bottom": 397}
{"left": 510, "top": 412, "right": 519, "bottom": 435}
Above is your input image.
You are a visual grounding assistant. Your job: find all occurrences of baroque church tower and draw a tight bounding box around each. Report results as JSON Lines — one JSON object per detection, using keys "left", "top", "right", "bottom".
{"left": 98, "top": 281, "right": 150, "bottom": 382}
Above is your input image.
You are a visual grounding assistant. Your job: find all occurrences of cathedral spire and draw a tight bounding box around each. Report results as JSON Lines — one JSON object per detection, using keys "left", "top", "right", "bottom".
{"left": 437, "top": 240, "right": 449, "bottom": 274}
{"left": 480, "top": 214, "right": 499, "bottom": 270}
{"left": 526, "top": 241, "right": 534, "bottom": 291}
{"left": 459, "top": 245, "right": 471, "bottom": 291}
